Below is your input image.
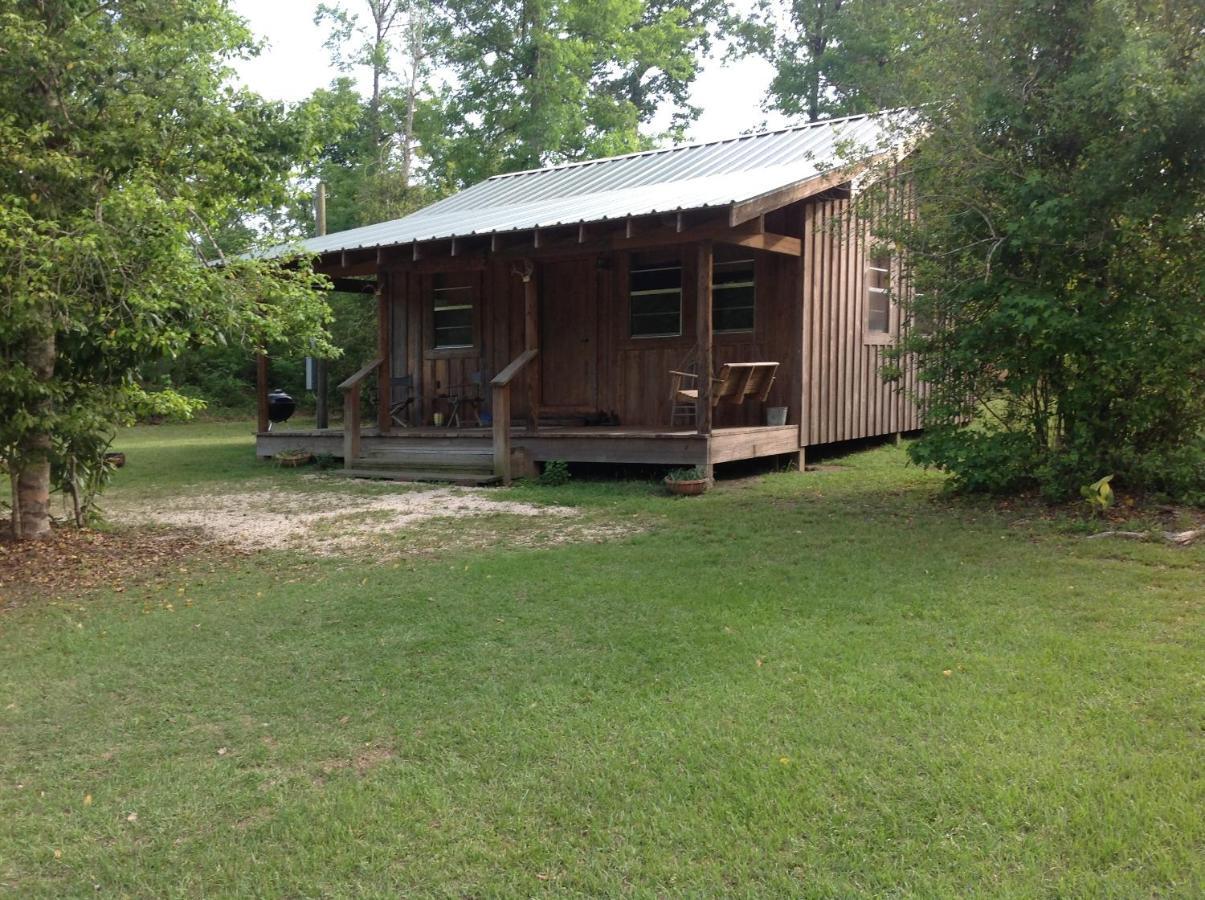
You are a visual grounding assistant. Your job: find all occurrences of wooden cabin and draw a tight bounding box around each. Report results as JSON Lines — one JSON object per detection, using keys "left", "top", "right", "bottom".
{"left": 256, "top": 112, "right": 923, "bottom": 483}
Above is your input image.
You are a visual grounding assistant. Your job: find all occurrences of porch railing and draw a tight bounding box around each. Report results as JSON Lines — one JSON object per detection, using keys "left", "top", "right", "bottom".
{"left": 490, "top": 348, "right": 538, "bottom": 484}
{"left": 338, "top": 356, "right": 382, "bottom": 466}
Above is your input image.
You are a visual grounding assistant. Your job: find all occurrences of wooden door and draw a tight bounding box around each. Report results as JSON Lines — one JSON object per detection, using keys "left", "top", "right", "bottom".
{"left": 540, "top": 258, "right": 598, "bottom": 410}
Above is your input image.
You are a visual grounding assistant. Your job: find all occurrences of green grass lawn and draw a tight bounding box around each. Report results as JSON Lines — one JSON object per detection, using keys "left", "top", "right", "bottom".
{"left": 1, "top": 424, "right": 1201, "bottom": 896}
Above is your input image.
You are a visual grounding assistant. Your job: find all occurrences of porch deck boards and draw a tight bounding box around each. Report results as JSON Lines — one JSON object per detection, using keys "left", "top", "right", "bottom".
{"left": 256, "top": 424, "right": 800, "bottom": 468}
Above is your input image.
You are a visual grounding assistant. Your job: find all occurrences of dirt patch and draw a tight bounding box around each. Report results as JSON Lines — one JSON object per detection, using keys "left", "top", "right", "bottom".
{"left": 110, "top": 485, "right": 618, "bottom": 557}
{"left": 313, "top": 744, "right": 397, "bottom": 785}
{"left": 2, "top": 484, "right": 639, "bottom": 603}
{"left": 0, "top": 523, "right": 249, "bottom": 610}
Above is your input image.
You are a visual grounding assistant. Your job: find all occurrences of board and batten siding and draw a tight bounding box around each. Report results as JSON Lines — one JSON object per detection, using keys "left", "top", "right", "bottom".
{"left": 801, "top": 192, "right": 924, "bottom": 447}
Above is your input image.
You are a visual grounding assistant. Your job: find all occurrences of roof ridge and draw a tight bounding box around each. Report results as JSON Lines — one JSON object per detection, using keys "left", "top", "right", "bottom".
{"left": 488, "top": 110, "right": 891, "bottom": 182}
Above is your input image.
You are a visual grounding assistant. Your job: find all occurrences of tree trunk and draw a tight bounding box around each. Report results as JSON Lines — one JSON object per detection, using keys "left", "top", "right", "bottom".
{"left": 15, "top": 329, "right": 55, "bottom": 541}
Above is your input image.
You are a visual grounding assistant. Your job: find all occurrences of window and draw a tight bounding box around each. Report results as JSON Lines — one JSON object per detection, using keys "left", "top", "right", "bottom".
{"left": 432, "top": 276, "right": 474, "bottom": 349}
{"left": 630, "top": 262, "right": 682, "bottom": 338}
{"left": 712, "top": 258, "right": 755, "bottom": 332}
{"left": 866, "top": 252, "right": 891, "bottom": 336}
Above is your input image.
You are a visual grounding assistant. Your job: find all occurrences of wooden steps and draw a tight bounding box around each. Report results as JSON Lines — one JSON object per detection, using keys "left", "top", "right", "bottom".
{"left": 340, "top": 441, "right": 499, "bottom": 485}
{"left": 336, "top": 468, "right": 500, "bottom": 486}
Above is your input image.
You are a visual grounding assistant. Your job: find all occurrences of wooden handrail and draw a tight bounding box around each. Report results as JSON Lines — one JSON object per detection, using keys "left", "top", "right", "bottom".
{"left": 491, "top": 349, "right": 539, "bottom": 485}
{"left": 338, "top": 356, "right": 383, "bottom": 392}
{"left": 491, "top": 348, "right": 538, "bottom": 387}
{"left": 339, "top": 357, "right": 383, "bottom": 466}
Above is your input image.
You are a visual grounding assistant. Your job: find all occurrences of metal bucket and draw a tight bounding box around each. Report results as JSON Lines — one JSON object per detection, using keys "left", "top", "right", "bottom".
{"left": 765, "top": 406, "right": 788, "bottom": 426}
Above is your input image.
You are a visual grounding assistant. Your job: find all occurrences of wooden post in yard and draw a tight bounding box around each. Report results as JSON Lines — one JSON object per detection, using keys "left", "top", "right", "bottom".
{"left": 695, "top": 239, "right": 714, "bottom": 435}
{"left": 314, "top": 182, "right": 329, "bottom": 429}
{"left": 523, "top": 260, "right": 539, "bottom": 433}
{"left": 256, "top": 352, "right": 270, "bottom": 434}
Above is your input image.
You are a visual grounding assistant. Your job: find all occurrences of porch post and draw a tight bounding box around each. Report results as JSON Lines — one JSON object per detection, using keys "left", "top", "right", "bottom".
{"left": 376, "top": 281, "right": 392, "bottom": 433}
{"left": 255, "top": 352, "right": 269, "bottom": 434}
{"left": 522, "top": 260, "right": 540, "bottom": 433}
{"left": 695, "top": 240, "right": 714, "bottom": 438}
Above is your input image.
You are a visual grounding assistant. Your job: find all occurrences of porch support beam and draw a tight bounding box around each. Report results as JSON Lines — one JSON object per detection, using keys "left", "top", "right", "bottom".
{"left": 522, "top": 260, "right": 540, "bottom": 433}
{"left": 717, "top": 231, "right": 801, "bottom": 256}
{"left": 255, "top": 352, "right": 269, "bottom": 434}
{"left": 376, "top": 283, "right": 392, "bottom": 433}
{"left": 695, "top": 240, "right": 714, "bottom": 457}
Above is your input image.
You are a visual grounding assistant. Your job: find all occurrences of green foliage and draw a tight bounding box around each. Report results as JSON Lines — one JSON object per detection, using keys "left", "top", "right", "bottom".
{"left": 302, "top": 1, "right": 442, "bottom": 230}
{"left": 1081, "top": 475, "right": 1115, "bottom": 515}
{"left": 665, "top": 465, "right": 708, "bottom": 482}
{"left": 424, "top": 0, "right": 727, "bottom": 187}
{"left": 860, "top": 0, "right": 1205, "bottom": 502}
{"left": 736, "top": 0, "right": 931, "bottom": 121}
{"left": 0, "top": 0, "right": 335, "bottom": 526}
{"left": 538, "top": 459, "right": 572, "bottom": 486}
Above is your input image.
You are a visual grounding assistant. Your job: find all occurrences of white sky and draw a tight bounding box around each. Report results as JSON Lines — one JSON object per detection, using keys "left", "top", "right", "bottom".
{"left": 229, "top": 0, "right": 792, "bottom": 146}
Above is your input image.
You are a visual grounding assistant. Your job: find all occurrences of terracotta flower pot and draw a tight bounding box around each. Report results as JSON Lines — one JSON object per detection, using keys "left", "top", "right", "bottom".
{"left": 275, "top": 452, "right": 313, "bottom": 468}
{"left": 664, "top": 476, "right": 709, "bottom": 496}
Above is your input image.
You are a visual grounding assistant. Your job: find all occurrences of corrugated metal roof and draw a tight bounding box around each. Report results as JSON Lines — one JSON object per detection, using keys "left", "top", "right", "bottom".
{"left": 279, "top": 111, "right": 900, "bottom": 258}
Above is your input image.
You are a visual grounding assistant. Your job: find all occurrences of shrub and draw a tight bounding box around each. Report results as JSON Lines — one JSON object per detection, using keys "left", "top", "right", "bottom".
{"left": 539, "top": 459, "right": 571, "bottom": 486}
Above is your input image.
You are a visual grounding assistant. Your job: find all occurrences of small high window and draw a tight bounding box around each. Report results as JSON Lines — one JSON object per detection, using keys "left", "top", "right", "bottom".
{"left": 713, "top": 258, "right": 755, "bottom": 333}
{"left": 630, "top": 262, "right": 682, "bottom": 338}
{"left": 866, "top": 252, "right": 891, "bottom": 337}
{"left": 432, "top": 276, "right": 474, "bottom": 349}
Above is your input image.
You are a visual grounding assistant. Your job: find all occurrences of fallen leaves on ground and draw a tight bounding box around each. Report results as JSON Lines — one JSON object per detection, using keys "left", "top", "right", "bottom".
{"left": 0, "top": 522, "right": 253, "bottom": 610}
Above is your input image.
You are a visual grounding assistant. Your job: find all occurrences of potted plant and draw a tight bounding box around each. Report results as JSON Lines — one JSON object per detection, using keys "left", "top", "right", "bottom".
{"left": 664, "top": 466, "right": 710, "bottom": 496}
{"left": 274, "top": 448, "right": 313, "bottom": 468}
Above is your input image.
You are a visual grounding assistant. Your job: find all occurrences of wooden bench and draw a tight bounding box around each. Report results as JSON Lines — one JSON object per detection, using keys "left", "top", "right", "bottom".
{"left": 670, "top": 361, "right": 779, "bottom": 425}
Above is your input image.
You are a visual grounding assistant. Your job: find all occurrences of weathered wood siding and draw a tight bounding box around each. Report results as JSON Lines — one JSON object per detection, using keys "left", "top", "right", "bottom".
{"left": 388, "top": 244, "right": 804, "bottom": 431}
{"left": 800, "top": 192, "right": 923, "bottom": 446}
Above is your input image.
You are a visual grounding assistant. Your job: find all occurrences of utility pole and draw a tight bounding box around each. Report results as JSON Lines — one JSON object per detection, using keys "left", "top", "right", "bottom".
{"left": 313, "top": 183, "right": 329, "bottom": 429}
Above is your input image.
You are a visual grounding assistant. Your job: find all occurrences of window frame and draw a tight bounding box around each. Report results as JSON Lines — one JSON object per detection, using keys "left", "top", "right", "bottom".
{"left": 426, "top": 272, "right": 480, "bottom": 359}
{"left": 863, "top": 251, "right": 894, "bottom": 346}
{"left": 628, "top": 261, "right": 684, "bottom": 339}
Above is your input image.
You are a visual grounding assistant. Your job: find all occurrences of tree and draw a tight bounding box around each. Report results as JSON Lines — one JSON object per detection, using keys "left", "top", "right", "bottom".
{"left": 423, "top": 0, "right": 726, "bottom": 188}
{"left": 737, "top": 0, "right": 928, "bottom": 121}
{"left": 0, "top": 0, "right": 333, "bottom": 539}
{"left": 312, "top": 0, "right": 438, "bottom": 227}
{"left": 863, "top": 0, "right": 1205, "bottom": 500}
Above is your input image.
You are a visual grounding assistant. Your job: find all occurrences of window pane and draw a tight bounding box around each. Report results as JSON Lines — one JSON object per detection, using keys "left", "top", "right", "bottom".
{"left": 713, "top": 259, "right": 754, "bottom": 288}
{"left": 630, "top": 263, "right": 681, "bottom": 337}
{"left": 433, "top": 287, "right": 474, "bottom": 348}
{"left": 631, "top": 296, "right": 681, "bottom": 337}
{"left": 631, "top": 311, "right": 681, "bottom": 337}
{"left": 631, "top": 266, "right": 681, "bottom": 294}
{"left": 866, "top": 252, "right": 891, "bottom": 334}
{"left": 867, "top": 290, "right": 890, "bottom": 333}
{"left": 634, "top": 292, "right": 680, "bottom": 316}
{"left": 713, "top": 284, "right": 755, "bottom": 332}
{"left": 434, "top": 324, "right": 474, "bottom": 348}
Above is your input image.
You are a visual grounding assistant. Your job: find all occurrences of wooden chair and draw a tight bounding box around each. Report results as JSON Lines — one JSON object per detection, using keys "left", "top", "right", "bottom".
{"left": 669, "top": 348, "right": 702, "bottom": 427}
{"left": 389, "top": 375, "right": 420, "bottom": 428}
{"left": 446, "top": 371, "right": 486, "bottom": 428}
